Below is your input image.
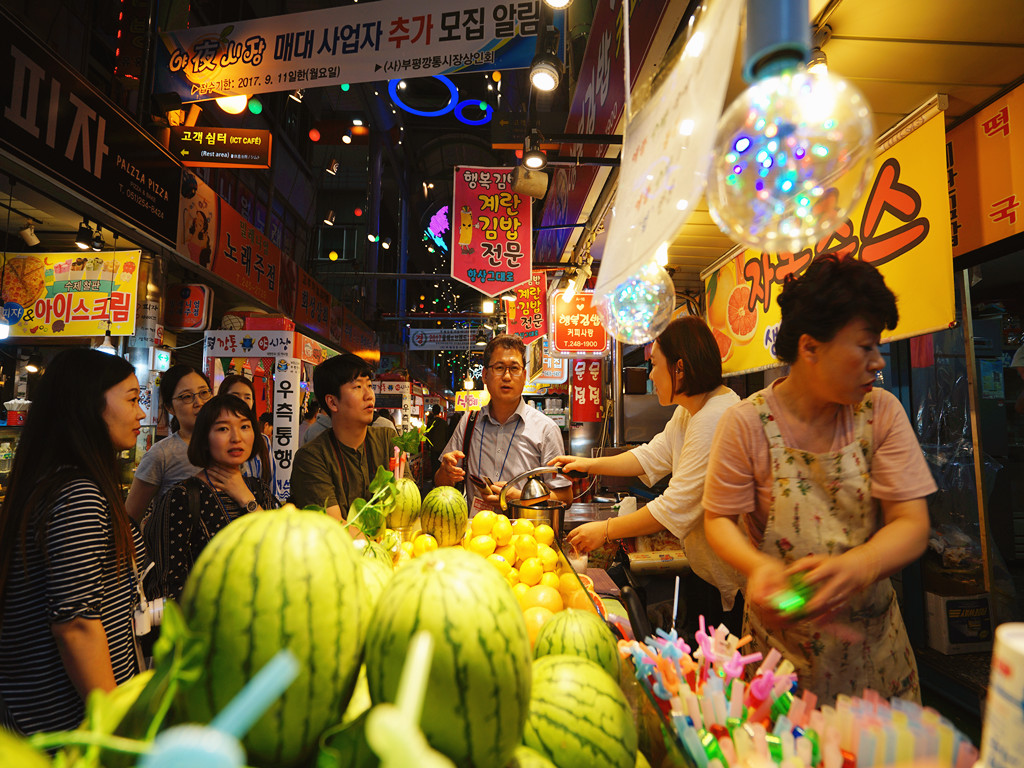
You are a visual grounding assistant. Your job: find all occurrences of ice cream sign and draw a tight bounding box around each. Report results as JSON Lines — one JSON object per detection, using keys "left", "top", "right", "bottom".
{"left": 451, "top": 165, "right": 532, "bottom": 297}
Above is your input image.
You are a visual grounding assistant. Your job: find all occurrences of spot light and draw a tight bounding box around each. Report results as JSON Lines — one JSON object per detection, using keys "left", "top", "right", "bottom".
{"left": 91, "top": 226, "right": 105, "bottom": 251}
{"left": 342, "top": 130, "right": 353, "bottom": 144}
{"left": 530, "top": 54, "right": 561, "bottom": 92}
{"left": 522, "top": 131, "right": 547, "bottom": 170}
{"left": 328, "top": 250, "right": 339, "bottom": 261}
{"left": 75, "top": 219, "right": 93, "bottom": 249}
{"left": 215, "top": 94, "right": 247, "bottom": 114}
{"left": 289, "top": 89, "right": 305, "bottom": 103}
{"left": 324, "top": 210, "right": 335, "bottom": 225}
{"left": 326, "top": 158, "right": 339, "bottom": 175}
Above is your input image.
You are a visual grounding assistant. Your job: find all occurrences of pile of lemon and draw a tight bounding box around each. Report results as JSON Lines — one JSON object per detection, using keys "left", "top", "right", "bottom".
{"left": 397, "top": 509, "right": 600, "bottom": 646}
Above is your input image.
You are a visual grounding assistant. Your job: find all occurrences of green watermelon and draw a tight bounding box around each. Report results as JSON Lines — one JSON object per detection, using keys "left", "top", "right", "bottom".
{"left": 365, "top": 548, "right": 531, "bottom": 768}
{"left": 180, "top": 510, "right": 369, "bottom": 767}
{"left": 523, "top": 655, "right": 637, "bottom": 768}
{"left": 418, "top": 486, "right": 468, "bottom": 547}
{"left": 533, "top": 609, "right": 620, "bottom": 680}
{"left": 360, "top": 555, "right": 393, "bottom": 609}
{"left": 505, "top": 745, "right": 557, "bottom": 768}
{"left": 387, "top": 477, "right": 422, "bottom": 528}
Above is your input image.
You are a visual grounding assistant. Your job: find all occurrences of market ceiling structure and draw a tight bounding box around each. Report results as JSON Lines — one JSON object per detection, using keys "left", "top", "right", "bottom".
{"left": 3, "top": 0, "right": 1024, "bottom": 314}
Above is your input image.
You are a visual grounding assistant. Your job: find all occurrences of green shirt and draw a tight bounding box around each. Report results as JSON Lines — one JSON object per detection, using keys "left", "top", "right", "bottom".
{"left": 289, "top": 426, "right": 393, "bottom": 514}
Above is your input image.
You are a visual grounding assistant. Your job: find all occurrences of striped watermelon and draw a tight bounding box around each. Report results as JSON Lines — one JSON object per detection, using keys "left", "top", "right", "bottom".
{"left": 387, "top": 477, "right": 422, "bottom": 529}
{"left": 364, "top": 548, "right": 532, "bottom": 768}
{"left": 533, "top": 608, "right": 620, "bottom": 680}
{"left": 179, "top": 510, "right": 369, "bottom": 767}
{"left": 523, "top": 655, "right": 637, "bottom": 768}
{"left": 418, "top": 486, "right": 468, "bottom": 547}
{"left": 506, "top": 745, "right": 557, "bottom": 768}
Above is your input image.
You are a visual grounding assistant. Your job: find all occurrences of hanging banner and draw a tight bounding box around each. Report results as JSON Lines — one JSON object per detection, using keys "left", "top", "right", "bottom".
{"left": 702, "top": 113, "right": 955, "bottom": 375}
{"left": 455, "top": 389, "right": 490, "bottom": 411}
{"left": 596, "top": 0, "right": 743, "bottom": 298}
{"left": 528, "top": 336, "right": 569, "bottom": 384}
{"left": 294, "top": 267, "right": 330, "bottom": 338}
{"left": 571, "top": 359, "right": 604, "bottom": 422}
{"left": 164, "top": 283, "right": 212, "bottom": 331}
{"left": 155, "top": 0, "right": 546, "bottom": 103}
{"left": 549, "top": 289, "right": 610, "bottom": 357}
{"left": 409, "top": 327, "right": 474, "bottom": 350}
{"left": 170, "top": 126, "right": 272, "bottom": 169}
{"left": 451, "top": 166, "right": 532, "bottom": 297}
{"left": 0, "top": 8, "right": 181, "bottom": 248}
{"left": 204, "top": 330, "right": 295, "bottom": 358}
{"left": 329, "top": 303, "right": 345, "bottom": 346}
{"left": 1, "top": 250, "right": 141, "bottom": 337}
{"left": 271, "top": 358, "right": 301, "bottom": 502}
{"left": 947, "top": 84, "right": 1024, "bottom": 257}
{"left": 507, "top": 272, "right": 547, "bottom": 343}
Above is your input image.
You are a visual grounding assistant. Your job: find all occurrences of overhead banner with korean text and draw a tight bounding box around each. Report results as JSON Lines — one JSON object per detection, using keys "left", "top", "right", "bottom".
{"left": 507, "top": 272, "right": 547, "bottom": 343}
{"left": 452, "top": 166, "right": 532, "bottom": 297}
{"left": 294, "top": 267, "right": 330, "bottom": 339}
{"left": 156, "top": 0, "right": 547, "bottom": 102}
{"left": 1, "top": 250, "right": 141, "bottom": 337}
{"left": 947, "top": 83, "right": 1024, "bottom": 257}
{"left": 702, "top": 113, "right": 954, "bottom": 375}
{"left": 409, "top": 327, "right": 474, "bottom": 350}
{"left": 571, "top": 359, "right": 604, "bottom": 422}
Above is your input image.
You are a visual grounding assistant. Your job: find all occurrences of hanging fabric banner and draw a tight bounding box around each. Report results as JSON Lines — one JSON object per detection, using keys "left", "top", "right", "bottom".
{"left": 507, "top": 272, "right": 547, "bottom": 343}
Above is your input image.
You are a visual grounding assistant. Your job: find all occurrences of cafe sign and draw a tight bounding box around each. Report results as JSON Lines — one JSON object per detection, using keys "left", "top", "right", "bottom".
{"left": 170, "top": 126, "right": 272, "bottom": 169}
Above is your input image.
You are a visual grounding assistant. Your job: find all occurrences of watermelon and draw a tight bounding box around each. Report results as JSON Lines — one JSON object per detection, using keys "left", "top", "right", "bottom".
{"left": 418, "top": 486, "right": 468, "bottom": 547}
{"left": 387, "top": 477, "right": 422, "bottom": 529}
{"left": 179, "top": 509, "right": 369, "bottom": 767}
{"left": 364, "top": 548, "right": 532, "bottom": 768}
{"left": 533, "top": 609, "right": 620, "bottom": 680}
{"left": 523, "top": 655, "right": 637, "bottom": 768}
{"left": 360, "top": 555, "right": 393, "bottom": 609}
{"left": 505, "top": 745, "right": 557, "bottom": 768}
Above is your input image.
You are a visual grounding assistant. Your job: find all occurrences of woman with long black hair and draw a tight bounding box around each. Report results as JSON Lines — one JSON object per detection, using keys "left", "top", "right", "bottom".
{"left": 0, "top": 349, "right": 145, "bottom": 734}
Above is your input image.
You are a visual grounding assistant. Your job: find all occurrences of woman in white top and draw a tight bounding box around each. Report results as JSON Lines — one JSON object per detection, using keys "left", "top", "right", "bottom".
{"left": 125, "top": 365, "right": 212, "bottom": 524}
{"left": 550, "top": 316, "right": 744, "bottom": 629}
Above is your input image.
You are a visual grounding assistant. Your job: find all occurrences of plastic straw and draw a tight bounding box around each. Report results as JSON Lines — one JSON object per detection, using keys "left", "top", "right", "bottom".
{"left": 672, "top": 575, "right": 680, "bottom": 632}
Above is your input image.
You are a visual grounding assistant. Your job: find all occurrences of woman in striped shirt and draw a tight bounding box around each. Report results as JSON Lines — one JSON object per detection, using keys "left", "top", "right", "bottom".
{"left": 0, "top": 349, "right": 145, "bottom": 734}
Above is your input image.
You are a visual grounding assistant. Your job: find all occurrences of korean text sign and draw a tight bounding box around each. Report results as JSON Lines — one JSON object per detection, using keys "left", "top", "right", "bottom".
{"left": 507, "top": 272, "right": 547, "bottom": 343}
{"left": 571, "top": 360, "right": 603, "bottom": 422}
{"left": 164, "top": 284, "right": 211, "bottom": 331}
{"left": 947, "top": 83, "right": 1024, "bottom": 257}
{"left": 549, "top": 289, "right": 609, "bottom": 357}
{"left": 156, "top": 0, "right": 545, "bottom": 102}
{"left": 452, "top": 166, "right": 532, "bottom": 297}
{"left": 702, "top": 114, "right": 954, "bottom": 375}
{"left": 1, "top": 250, "right": 141, "bottom": 337}
{"left": 295, "top": 267, "right": 331, "bottom": 338}
{"left": 170, "top": 126, "right": 272, "bottom": 169}
{"left": 272, "top": 358, "right": 301, "bottom": 501}
{"left": 527, "top": 336, "right": 568, "bottom": 385}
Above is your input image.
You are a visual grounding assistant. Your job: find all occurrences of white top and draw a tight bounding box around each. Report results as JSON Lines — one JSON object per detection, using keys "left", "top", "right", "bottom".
{"left": 442, "top": 399, "right": 568, "bottom": 510}
{"left": 134, "top": 431, "right": 198, "bottom": 503}
{"left": 630, "top": 390, "right": 745, "bottom": 611}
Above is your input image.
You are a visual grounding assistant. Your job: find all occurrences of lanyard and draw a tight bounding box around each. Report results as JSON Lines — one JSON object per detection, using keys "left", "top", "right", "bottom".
{"left": 478, "top": 415, "right": 520, "bottom": 482}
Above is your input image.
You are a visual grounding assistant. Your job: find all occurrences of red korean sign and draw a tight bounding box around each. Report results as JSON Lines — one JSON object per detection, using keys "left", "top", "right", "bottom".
{"left": 451, "top": 166, "right": 531, "bottom": 297}
{"left": 571, "top": 360, "right": 604, "bottom": 422}
{"left": 507, "top": 272, "right": 547, "bottom": 343}
{"left": 164, "top": 284, "right": 211, "bottom": 331}
{"left": 329, "top": 303, "right": 345, "bottom": 347}
{"left": 549, "top": 290, "right": 609, "bottom": 357}
{"left": 294, "top": 267, "right": 330, "bottom": 338}
{"left": 342, "top": 306, "right": 380, "bottom": 364}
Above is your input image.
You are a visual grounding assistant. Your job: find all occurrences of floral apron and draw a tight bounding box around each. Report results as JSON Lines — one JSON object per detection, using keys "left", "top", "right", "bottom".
{"left": 743, "top": 391, "right": 920, "bottom": 705}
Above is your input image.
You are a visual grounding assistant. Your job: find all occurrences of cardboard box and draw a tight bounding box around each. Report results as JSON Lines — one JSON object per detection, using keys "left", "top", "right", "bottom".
{"left": 925, "top": 591, "right": 993, "bottom": 654}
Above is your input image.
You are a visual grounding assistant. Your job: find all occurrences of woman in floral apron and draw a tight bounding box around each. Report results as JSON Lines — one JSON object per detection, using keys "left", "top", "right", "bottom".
{"left": 702, "top": 256, "right": 935, "bottom": 705}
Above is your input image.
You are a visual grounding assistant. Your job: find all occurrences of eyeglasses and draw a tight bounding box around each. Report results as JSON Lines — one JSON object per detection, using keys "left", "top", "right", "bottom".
{"left": 486, "top": 363, "right": 524, "bottom": 377}
{"left": 173, "top": 388, "right": 213, "bottom": 405}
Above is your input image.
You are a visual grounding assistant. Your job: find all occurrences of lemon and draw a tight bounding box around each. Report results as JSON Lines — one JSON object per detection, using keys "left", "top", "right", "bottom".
{"left": 534, "top": 524, "right": 555, "bottom": 547}
{"left": 514, "top": 534, "right": 539, "bottom": 564}
{"left": 491, "top": 516, "right": 513, "bottom": 546}
{"left": 511, "top": 518, "right": 535, "bottom": 537}
{"left": 505, "top": 567, "right": 519, "bottom": 587}
{"left": 412, "top": 533, "right": 438, "bottom": 557}
{"left": 537, "top": 543, "right": 558, "bottom": 572}
{"left": 495, "top": 542, "right": 517, "bottom": 564}
{"left": 519, "top": 557, "right": 543, "bottom": 586}
{"left": 558, "top": 572, "right": 582, "bottom": 597}
{"left": 487, "top": 553, "right": 511, "bottom": 576}
{"left": 400, "top": 541, "right": 414, "bottom": 556}
{"left": 468, "top": 534, "right": 497, "bottom": 558}
{"left": 512, "top": 582, "right": 531, "bottom": 605}
{"left": 539, "top": 571, "right": 561, "bottom": 590}
{"left": 471, "top": 509, "right": 497, "bottom": 536}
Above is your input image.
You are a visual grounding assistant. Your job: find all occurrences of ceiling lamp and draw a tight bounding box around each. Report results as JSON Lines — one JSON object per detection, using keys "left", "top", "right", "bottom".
{"left": 474, "top": 328, "right": 489, "bottom": 347}
{"left": 482, "top": 299, "right": 495, "bottom": 314}
{"left": 75, "top": 219, "right": 92, "bottom": 249}
{"left": 289, "top": 89, "right": 305, "bottom": 103}
{"left": 500, "top": 290, "right": 516, "bottom": 302}
{"left": 25, "top": 353, "right": 43, "bottom": 373}
{"left": 463, "top": 374, "right": 474, "bottom": 390}
{"left": 215, "top": 94, "right": 248, "bottom": 114}
{"left": 530, "top": 53, "right": 561, "bottom": 92}
{"left": 522, "top": 130, "right": 547, "bottom": 170}
{"left": 323, "top": 210, "right": 335, "bottom": 226}
{"left": 545, "top": 0, "right": 572, "bottom": 7}
{"left": 381, "top": 237, "right": 392, "bottom": 250}
{"left": 91, "top": 225, "right": 105, "bottom": 251}
{"left": 19, "top": 220, "right": 40, "bottom": 247}
{"left": 342, "top": 130, "right": 353, "bottom": 144}
{"left": 807, "top": 24, "right": 832, "bottom": 75}
{"left": 326, "top": 158, "right": 339, "bottom": 175}
{"left": 97, "top": 330, "right": 117, "bottom": 355}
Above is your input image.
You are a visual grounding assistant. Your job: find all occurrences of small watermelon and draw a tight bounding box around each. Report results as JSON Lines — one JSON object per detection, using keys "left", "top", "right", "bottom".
{"left": 523, "top": 655, "right": 637, "bottom": 768}
{"left": 365, "top": 548, "right": 532, "bottom": 768}
{"left": 179, "top": 510, "right": 369, "bottom": 767}
{"left": 419, "top": 486, "right": 468, "bottom": 547}
{"left": 387, "top": 477, "right": 422, "bottom": 529}
{"left": 361, "top": 555, "right": 392, "bottom": 609}
{"left": 505, "top": 745, "right": 557, "bottom": 768}
{"left": 533, "top": 609, "right": 620, "bottom": 680}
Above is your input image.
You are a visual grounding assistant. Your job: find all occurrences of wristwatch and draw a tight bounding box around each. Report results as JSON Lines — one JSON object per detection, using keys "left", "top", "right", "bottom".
{"left": 244, "top": 497, "right": 260, "bottom": 513}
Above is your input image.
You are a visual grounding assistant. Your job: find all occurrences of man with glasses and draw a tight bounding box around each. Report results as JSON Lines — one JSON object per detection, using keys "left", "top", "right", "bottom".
{"left": 435, "top": 334, "right": 570, "bottom": 515}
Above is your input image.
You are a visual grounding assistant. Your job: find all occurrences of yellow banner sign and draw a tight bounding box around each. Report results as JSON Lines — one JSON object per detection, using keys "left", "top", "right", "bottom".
{"left": 703, "top": 114, "right": 954, "bottom": 374}
{"left": 1, "top": 250, "right": 141, "bottom": 337}
{"left": 455, "top": 390, "right": 491, "bottom": 412}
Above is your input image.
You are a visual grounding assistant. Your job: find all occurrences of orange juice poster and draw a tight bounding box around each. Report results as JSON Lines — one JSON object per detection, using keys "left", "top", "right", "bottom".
{"left": 1, "top": 250, "right": 141, "bottom": 337}
{"left": 703, "top": 113, "right": 954, "bottom": 374}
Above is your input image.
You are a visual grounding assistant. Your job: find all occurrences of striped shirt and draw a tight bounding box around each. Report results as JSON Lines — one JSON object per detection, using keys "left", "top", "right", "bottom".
{"left": 0, "top": 478, "right": 142, "bottom": 735}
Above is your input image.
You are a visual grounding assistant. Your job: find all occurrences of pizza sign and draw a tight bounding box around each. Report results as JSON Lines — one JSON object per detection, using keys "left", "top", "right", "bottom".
{"left": 1, "top": 250, "right": 141, "bottom": 337}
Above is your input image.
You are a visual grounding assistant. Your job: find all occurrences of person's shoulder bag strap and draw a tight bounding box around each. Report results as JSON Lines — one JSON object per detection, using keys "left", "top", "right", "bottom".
{"left": 457, "top": 411, "right": 479, "bottom": 493}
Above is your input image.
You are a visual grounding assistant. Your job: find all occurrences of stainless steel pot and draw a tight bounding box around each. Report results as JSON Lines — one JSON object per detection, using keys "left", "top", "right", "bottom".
{"left": 497, "top": 466, "right": 568, "bottom": 537}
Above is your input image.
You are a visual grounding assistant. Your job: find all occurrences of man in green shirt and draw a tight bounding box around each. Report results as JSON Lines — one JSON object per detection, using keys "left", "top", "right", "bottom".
{"left": 290, "top": 353, "right": 392, "bottom": 522}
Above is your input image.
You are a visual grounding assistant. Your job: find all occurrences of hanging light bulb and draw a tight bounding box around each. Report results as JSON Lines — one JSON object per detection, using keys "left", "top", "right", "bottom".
{"left": 215, "top": 94, "right": 248, "bottom": 114}
{"left": 98, "top": 330, "right": 117, "bottom": 355}
{"left": 596, "top": 260, "right": 676, "bottom": 345}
